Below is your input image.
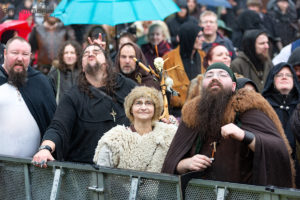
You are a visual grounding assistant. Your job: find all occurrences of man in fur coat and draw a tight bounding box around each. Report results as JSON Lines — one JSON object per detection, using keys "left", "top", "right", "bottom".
{"left": 162, "top": 62, "right": 295, "bottom": 188}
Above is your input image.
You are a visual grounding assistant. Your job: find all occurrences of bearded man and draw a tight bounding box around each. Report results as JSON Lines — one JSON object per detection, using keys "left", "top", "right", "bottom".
{"left": 0, "top": 37, "right": 56, "bottom": 158}
{"left": 162, "top": 63, "right": 295, "bottom": 188}
{"left": 231, "top": 29, "right": 273, "bottom": 92}
{"left": 32, "top": 44, "right": 137, "bottom": 167}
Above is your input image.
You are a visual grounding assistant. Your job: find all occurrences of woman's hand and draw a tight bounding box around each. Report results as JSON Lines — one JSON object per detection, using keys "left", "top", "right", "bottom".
{"left": 160, "top": 115, "right": 179, "bottom": 126}
{"left": 176, "top": 154, "right": 212, "bottom": 174}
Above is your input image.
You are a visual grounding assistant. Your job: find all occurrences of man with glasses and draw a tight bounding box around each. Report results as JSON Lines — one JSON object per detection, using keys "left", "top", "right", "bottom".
{"left": 32, "top": 44, "right": 137, "bottom": 167}
{"left": 199, "top": 11, "right": 236, "bottom": 59}
{"left": 0, "top": 37, "right": 56, "bottom": 158}
{"left": 162, "top": 62, "right": 294, "bottom": 188}
{"left": 262, "top": 62, "right": 300, "bottom": 187}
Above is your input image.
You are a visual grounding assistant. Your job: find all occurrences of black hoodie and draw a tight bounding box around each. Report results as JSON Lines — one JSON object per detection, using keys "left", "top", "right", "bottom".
{"left": 262, "top": 62, "right": 300, "bottom": 152}
{"left": 178, "top": 22, "right": 202, "bottom": 80}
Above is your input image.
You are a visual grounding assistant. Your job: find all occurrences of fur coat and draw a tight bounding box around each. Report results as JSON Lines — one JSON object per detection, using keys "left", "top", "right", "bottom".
{"left": 162, "top": 89, "right": 295, "bottom": 187}
{"left": 94, "top": 122, "right": 177, "bottom": 173}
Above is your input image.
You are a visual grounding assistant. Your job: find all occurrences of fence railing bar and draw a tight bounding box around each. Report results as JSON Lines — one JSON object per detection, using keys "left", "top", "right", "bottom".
{"left": 24, "top": 164, "right": 32, "bottom": 200}
{"left": 50, "top": 167, "right": 63, "bottom": 200}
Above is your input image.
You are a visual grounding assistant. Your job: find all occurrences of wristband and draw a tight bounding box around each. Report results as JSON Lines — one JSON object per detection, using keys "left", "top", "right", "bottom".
{"left": 242, "top": 131, "right": 255, "bottom": 145}
{"left": 39, "top": 145, "right": 53, "bottom": 153}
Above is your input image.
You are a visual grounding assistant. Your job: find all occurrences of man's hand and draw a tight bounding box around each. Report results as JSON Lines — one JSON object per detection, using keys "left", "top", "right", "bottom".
{"left": 221, "top": 123, "right": 244, "bottom": 141}
{"left": 88, "top": 33, "right": 106, "bottom": 50}
{"left": 221, "top": 123, "right": 256, "bottom": 151}
{"left": 176, "top": 154, "right": 212, "bottom": 174}
{"left": 32, "top": 149, "right": 55, "bottom": 168}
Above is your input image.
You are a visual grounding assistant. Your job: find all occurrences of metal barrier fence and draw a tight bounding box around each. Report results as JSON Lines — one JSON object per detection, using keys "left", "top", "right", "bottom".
{"left": 1, "top": 155, "right": 300, "bottom": 200}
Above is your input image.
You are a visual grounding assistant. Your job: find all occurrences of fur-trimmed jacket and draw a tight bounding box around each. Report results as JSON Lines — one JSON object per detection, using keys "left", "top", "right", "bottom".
{"left": 162, "top": 89, "right": 295, "bottom": 187}
{"left": 94, "top": 122, "right": 177, "bottom": 173}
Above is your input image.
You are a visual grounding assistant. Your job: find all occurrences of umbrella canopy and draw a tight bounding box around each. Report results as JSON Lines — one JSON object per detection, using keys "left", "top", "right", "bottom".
{"left": 52, "top": 0, "right": 180, "bottom": 26}
{"left": 0, "top": 20, "right": 31, "bottom": 41}
{"left": 197, "top": 0, "right": 232, "bottom": 8}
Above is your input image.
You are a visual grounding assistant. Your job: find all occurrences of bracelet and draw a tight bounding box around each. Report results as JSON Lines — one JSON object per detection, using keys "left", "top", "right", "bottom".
{"left": 242, "top": 131, "right": 255, "bottom": 145}
{"left": 39, "top": 145, "right": 53, "bottom": 153}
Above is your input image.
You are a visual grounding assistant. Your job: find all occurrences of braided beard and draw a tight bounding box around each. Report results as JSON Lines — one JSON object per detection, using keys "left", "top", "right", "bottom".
{"left": 196, "top": 79, "right": 234, "bottom": 141}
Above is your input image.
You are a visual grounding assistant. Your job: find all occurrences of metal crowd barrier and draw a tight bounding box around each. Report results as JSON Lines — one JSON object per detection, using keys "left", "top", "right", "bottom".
{"left": 1, "top": 155, "right": 300, "bottom": 200}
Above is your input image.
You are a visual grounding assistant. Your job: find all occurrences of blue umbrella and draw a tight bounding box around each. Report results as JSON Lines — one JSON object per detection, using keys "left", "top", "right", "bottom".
{"left": 52, "top": 0, "right": 180, "bottom": 26}
{"left": 197, "top": 0, "right": 232, "bottom": 8}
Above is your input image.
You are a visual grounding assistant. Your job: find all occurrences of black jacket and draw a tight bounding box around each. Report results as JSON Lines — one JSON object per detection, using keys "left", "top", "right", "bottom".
{"left": 262, "top": 62, "right": 300, "bottom": 152}
{"left": 0, "top": 66, "right": 56, "bottom": 136}
{"left": 43, "top": 73, "right": 137, "bottom": 164}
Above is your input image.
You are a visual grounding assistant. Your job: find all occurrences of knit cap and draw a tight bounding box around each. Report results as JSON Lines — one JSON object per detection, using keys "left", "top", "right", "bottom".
{"left": 205, "top": 62, "right": 237, "bottom": 82}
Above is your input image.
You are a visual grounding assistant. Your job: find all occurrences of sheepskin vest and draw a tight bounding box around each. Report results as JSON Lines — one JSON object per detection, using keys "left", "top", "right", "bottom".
{"left": 94, "top": 122, "right": 177, "bottom": 173}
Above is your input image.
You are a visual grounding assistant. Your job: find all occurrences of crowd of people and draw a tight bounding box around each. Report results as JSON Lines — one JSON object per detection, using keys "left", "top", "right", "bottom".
{"left": 1, "top": 0, "right": 300, "bottom": 190}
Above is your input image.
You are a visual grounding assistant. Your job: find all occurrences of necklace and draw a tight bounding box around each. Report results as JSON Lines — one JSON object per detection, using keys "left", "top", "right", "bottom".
{"left": 15, "top": 87, "right": 22, "bottom": 101}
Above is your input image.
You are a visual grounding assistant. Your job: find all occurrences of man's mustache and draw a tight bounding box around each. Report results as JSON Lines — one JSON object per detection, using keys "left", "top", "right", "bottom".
{"left": 208, "top": 79, "right": 222, "bottom": 88}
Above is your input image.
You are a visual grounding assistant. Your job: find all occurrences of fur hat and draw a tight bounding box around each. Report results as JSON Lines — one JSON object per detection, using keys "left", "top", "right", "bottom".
{"left": 124, "top": 86, "right": 163, "bottom": 124}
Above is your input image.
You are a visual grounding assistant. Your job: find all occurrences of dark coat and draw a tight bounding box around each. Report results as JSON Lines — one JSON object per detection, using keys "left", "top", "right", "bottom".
{"left": 48, "top": 67, "right": 81, "bottom": 104}
{"left": 162, "top": 89, "right": 294, "bottom": 188}
{"left": 262, "top": 62, "right": 300, "bottom": 152}
{"left": 291, "top": 103, "right": 300, "bottom": 143}
{"left": 0, "top": 66, "right": 56, "bottom": 135}
{"left": 141, "top": 40, "right": 171, "bottom": 69}
{"left": 42, "top": 74, "right": 137, "bottom": 164}
{"left": 202, "top": 32, "right": 236, "bottom": 59}
{"left": 267, "top": 2, "right": 298, "bottom": 46}
{"left": 166, "top": 14, "right": 198, "bottom": 48}
{"left": 231, "top": 52, "right": 272, "bottom": 92}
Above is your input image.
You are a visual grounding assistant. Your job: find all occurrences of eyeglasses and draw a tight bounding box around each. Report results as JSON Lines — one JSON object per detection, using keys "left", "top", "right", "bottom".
{"left": 204, "top": 71, "right": 230, "bottom": 79}
{"left": 275, "top": 73, "right": 293, "bottom": 78}
{"left": 133, "top": 100, "right": 154, "bottom": 107}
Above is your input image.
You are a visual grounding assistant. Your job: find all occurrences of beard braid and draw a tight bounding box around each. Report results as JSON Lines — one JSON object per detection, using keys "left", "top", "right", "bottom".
{"left": 196, "top": 80, "right": 234, "bottom": 141}
{"left": 8, "top": 66, "right": 27, "bottom": 88}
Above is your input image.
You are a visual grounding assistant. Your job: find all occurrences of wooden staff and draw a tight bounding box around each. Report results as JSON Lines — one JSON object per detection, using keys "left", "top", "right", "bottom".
{"left": 133, "top": 57, "right": 160, "bottom": 78}
{"left": 159, "top": 70, "right": 169, "bottom": 120}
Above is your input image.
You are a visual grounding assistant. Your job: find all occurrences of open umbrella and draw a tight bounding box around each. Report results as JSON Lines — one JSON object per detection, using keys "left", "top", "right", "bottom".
{"left": 52, "top": 0, "right": 180, "bottom": 26}
{"left": 0, "top": 20, "right": 31, "bottom": 41}
{"left": 197, "top": 0, "right": 232, "bottom": 8}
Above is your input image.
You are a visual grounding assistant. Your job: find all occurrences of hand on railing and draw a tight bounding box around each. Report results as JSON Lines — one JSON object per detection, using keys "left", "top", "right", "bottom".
{"left": 32, "top": 149, "right": 55, "bottom": 168}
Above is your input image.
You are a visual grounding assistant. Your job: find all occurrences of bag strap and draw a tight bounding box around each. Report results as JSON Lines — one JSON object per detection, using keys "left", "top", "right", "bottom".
{"left": 56, "top": 70, "right": 61, "bottom": 104}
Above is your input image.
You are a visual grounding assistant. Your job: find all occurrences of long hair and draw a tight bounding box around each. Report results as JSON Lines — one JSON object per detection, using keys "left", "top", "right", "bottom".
{"left": 242, "top": 30, "right": 268, "bottom": 68}
{"left": 78, "top": 44, "right": 117, "bottom": 98}
{"left": 57, "top": 40, "right": 82, "bottom": 72}
{"left": 114, "top": 42, "right": 147, "bottom": 71}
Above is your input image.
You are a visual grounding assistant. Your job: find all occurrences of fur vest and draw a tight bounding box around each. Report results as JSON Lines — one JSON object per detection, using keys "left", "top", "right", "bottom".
{"left": 181, "top": 88, "right": 295, "bottom": 184}
{"left": 93, "top": 122, "right": 177, "bottom": 173}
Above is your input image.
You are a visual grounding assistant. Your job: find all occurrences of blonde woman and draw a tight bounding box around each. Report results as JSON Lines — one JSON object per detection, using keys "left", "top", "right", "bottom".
{"left": 94, "top": 86, "right": 177, "bottom": 173}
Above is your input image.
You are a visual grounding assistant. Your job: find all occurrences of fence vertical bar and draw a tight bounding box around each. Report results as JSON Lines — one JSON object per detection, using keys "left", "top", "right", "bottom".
{"left": 24, "top": 164, "right": 32, "bottom": 200}
{"left": 128, "top": 177, "right": 140, "bottom": 200}
{"left": 97, "top": 172, "right": 105, "bottom": 200}
{"left": 50, "top": 167, "right": 63, "bottom": 200}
